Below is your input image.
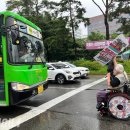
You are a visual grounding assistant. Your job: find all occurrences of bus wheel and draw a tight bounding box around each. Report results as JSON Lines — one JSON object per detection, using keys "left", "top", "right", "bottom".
{"left": 56, "top": 74, "right": 66, "bottom": 84}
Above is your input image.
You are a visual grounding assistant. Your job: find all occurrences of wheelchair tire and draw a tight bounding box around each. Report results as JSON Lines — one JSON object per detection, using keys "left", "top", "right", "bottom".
{"left": 108, "top": 93, "right": 130, "bottom": 120}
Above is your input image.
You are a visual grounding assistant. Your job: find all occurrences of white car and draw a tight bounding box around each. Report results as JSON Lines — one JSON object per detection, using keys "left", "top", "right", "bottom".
{"left": 59, "top": 62, "right": 90, "bottom": 78}
{"left": 46, "top": 63, "right": 81, "bottom": 84}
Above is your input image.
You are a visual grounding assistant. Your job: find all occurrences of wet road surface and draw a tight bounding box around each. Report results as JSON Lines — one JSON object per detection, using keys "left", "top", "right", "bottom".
{"left": 0, "top": 75, "right": 130, "bottom": 130}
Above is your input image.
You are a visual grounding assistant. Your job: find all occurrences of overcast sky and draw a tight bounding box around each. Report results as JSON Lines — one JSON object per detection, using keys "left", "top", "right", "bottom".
{"left": 52, "top": 0, "right": 105, "bottom": 17}
{"left": 0, "top": 0, "right": 105, "bottom": 36}
{"left": 0, "top": 0, "right": 105, "bottom": 17}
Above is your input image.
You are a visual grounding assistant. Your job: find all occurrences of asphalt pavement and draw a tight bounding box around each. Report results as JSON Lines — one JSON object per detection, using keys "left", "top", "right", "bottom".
{"left": 0, "top": 75, "right": 130, "bottom": 130}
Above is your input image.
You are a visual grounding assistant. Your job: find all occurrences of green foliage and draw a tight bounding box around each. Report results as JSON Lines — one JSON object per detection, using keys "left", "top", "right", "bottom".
{"left": 73, "top": 59, "right": 130, "bottom": 75}
{"left": 59, "top": 0, "right": 89, "bottom": 29}
{"left": 6, "top": 0, "right": 90, "bottom": 61}
{"left": 6, "top": 0, "right": 75, "bottom": 61}
{"left": 58, "top": 0, "right": 89, "bottom": 58}
{"left": 76, "top": 38, "right": 87, "bottom": 46}
{"left": 110, "top": 1, "right": 130, "bottom": 35}
{"left": 41, "top": 13, "right": 75, "bottom": 61}
{"left": 87, "top": 32, "right": 105, "bottom": 41}
{"left": 118, "top": 60, "right": 130, "bottom": 73}
{"left": 110, "top": 33, "right": 119, "bottom": 39}
{"left": 73, "top": 60, "right": 107, "bottom": 74}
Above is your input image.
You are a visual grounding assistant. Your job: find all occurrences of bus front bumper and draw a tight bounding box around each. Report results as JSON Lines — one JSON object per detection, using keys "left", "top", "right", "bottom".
{"left": 9, "top": 81, "right": 48, "bottom": 105}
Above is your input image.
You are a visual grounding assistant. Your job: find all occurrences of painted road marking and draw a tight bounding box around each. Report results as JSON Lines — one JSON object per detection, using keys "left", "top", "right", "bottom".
{"left": 18, "top": 105, "right": 36, "bottom": 109}
{"left": 49, "top": 87, "right": 76, "bottom": 90}
{"left": 0, "top": 77, "right": 106, "bottom": 130}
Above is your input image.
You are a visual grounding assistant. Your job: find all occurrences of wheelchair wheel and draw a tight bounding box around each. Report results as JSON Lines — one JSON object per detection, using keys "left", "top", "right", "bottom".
{"left": 108, "top": 93, "right": 130, "bottom": 120}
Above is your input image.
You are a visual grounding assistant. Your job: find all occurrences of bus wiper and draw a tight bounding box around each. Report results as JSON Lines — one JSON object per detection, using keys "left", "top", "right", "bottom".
{"left": 28, "top": 54, "right": 37, "bottom": 69}
{"left": 39, "top": 54, "right": 46, "bottom": 67}
{"left": 28, "top": 53, "right": 46, "bottom": 69}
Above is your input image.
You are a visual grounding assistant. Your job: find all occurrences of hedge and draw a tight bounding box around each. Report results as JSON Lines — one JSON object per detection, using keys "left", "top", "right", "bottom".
{"left": 72, "top": 59, "right": 130, "bottom": 75}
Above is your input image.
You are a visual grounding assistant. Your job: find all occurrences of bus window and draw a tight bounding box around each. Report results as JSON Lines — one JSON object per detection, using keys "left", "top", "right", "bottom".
{"left": 0, "top": 15, "right": 5, "bottom": 100}
{"left": 6, "top": 17, "right": 46, "bottom": 64}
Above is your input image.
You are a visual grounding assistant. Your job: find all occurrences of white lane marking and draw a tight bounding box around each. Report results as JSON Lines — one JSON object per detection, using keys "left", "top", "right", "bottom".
{"left": 0, "top": 78, "right": 106, "bottom": 130}
{"left": 49, "top": 87, "right": 76, "bottom": 90}
{"left": 18, "top": 105, "right": 36, "bottom": 109}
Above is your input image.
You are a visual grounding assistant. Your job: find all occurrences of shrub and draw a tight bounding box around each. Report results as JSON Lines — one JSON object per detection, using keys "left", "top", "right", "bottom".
{"left": 72, "top": 59, "right": 130, "bottom": 75}
{"left": 73, "top": 60, "right": 107, "bottom": 74}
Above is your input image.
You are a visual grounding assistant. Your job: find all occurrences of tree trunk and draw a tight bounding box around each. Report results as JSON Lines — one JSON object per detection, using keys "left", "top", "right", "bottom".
{"left": 35, "top": 0, "right": 39, "bottom": 16}
{"left": 92, "top": 0, "right": 110, "bottom": 40}
{"left": 104, "top": 3, "right": 110, "bottom": 40}
{"left": 69, "top": 0, "right": 76, "bottom": 58}
{"left": 36, "top": 0, "right": 39, "bottom": 16}
{"left": 104, "top": 16, "right": 110, "bottom": 40}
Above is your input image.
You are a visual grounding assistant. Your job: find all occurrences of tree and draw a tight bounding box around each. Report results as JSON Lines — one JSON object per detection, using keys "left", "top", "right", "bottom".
{"left": 42, "top": 13, "right": 74, "bottom": 61}
{"left": 7, "top": 0, "right": 34, "bottom": 17}
{"left": 6, "top": 0, "right": 75, "bottom": 61}
{"left": 58, "top": 0, "right": 89, "bottom": 58}
{"left": 91, "top": 0, "right": 114, "bottom": 40}
{"left": 6, "top": 0, "right": 48, "bottom": 18}
{"left": 6, "top": 0, "right": 89, "bottom": 61}
{"left": 87, "top": 32, "right": 105, "bottom": 41}
{"left": 109, "top": 0, "right": 130, "bottom": 36}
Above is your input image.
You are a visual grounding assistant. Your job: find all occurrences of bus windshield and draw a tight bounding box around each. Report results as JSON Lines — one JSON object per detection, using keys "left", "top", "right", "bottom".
{"left": 6, "top": 17, "right": 45, "bottom": 64}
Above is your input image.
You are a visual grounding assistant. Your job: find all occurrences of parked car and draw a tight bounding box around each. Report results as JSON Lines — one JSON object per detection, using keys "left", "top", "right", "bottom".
{"left": 46, "top": 62, "right": 81, "bottom": 84}
{"left": 58, "top": 62, "right": 90, "bottom": 78}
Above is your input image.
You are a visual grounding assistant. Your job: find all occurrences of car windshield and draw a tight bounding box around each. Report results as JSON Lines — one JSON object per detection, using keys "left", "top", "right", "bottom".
{"left": 6, "top": 17, "right": 45, "bottom": 64}
{"left": 51, "top": 63, "right": 69, "bottom": 69}
{"left": 66, "top": 63, "right": 76, "bottom": 68}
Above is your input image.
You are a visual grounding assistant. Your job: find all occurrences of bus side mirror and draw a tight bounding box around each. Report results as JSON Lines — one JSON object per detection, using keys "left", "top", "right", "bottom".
{"left": 0, "top": 25, "right": 6, "bottom": 36}
{"left": 11, "top": 30, "right": 20, "bottom": 45}
{"left": 10, "top": 24, "right": 20, "bottom": 45}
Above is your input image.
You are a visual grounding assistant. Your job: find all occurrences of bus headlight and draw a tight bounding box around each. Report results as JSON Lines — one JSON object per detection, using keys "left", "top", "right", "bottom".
{"left": 11, "top": 83, "right": 30, "bottom": 91}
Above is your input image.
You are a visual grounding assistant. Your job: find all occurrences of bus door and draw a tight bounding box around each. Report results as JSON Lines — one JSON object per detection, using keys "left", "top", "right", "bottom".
{"left": 0, "top": 15, "right": 5, "bottom": 100}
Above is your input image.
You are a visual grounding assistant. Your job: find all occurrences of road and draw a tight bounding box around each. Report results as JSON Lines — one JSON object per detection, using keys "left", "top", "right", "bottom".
{"left": 0, "top": 75, "right": 130, "bottom": 130}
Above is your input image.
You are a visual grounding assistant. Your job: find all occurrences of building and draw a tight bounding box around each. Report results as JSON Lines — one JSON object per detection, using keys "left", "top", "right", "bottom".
{"left": 88, "top": 15, "right": 121, "bottom": 35}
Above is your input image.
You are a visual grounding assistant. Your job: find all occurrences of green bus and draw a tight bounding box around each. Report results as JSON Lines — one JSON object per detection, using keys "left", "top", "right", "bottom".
{"left": 0, "top": 11, "right": 48, "bottom": 106}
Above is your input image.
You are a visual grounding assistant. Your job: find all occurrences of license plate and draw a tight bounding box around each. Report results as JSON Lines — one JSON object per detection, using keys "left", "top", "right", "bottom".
{"left": 38, "top": 85, "right": 43, "bottom": 94}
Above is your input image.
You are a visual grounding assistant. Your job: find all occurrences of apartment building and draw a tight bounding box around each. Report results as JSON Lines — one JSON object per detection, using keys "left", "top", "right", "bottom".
{"left": 88, "top": 15, "right": 121, "bottom": 35}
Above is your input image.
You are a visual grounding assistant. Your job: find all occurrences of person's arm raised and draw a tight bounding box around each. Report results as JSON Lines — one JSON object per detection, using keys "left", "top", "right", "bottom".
{"left": 113, "top": 56, "right": 117, "bottom": 67}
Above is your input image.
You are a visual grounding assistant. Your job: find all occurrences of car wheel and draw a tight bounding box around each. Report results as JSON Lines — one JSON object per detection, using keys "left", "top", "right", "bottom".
{"left": 56, "top": 74, "right": 66, "bottom": 84}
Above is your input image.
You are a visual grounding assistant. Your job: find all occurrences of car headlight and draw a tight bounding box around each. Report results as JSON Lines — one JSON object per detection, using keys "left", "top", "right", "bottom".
{"left": 64, "top": 70, "right": 71, "bottom": 74}
{"left": 11, "top": 83, "right": 30, "bottom": 91}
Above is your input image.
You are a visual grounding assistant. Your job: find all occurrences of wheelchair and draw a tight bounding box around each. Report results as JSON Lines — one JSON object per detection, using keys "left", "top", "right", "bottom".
{"left": 96, "top": 83, "right": 130, "bottom": 120}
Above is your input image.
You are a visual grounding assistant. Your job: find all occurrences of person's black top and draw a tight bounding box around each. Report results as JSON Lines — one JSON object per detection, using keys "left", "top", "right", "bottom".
{"left": 107, "top": 60, "right": 120, "bottom": 87}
